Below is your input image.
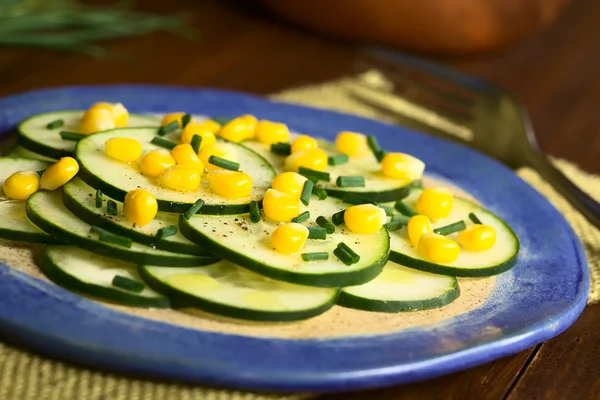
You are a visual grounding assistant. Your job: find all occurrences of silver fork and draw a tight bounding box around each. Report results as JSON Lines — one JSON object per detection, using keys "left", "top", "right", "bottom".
{"left": 348, "top": 47, "right": 600, "bottom": 231}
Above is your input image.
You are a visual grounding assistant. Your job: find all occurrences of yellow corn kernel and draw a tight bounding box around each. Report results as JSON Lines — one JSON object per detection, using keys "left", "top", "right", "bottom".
{"left": 271, "top": 223, "right": 309, "bottom": 254}
{"left": 255, "top": 120, "right": 290, "bottom": 145}
{"left": 417, "top": 233, "right": 460, "bottom": 264}
{"left": 207, "top": 170, "right": 253, "bottom": 199}
{"left": 139, "top": 149, "right": 176, "bottom": 177}
{"left": 201, "top": 119, "right": 222, "bottom": 133}
{"left": 407, "top": 215, "right": 433, "bottom": 246}
{"left": 218, "top": 115, "right": 257, "bottom": 143}
{"left": 335, "top": 131, "right": 368, "bottom": 157}
{"left": 161, "top": 112, "right": 190, "bottom": 127}
{"left": 381, "top": 152, "right": 425, "bottom": 180}
{"left": 291, "top": 135, "right": 318, "bottom": 153}
{"left": 284, "top": 148, "right": 328, "bottom": 172}
{"left": 2, "top": 171, "right": 39, "bottom": 200}
{"left": 104, "top": 137, "right": 143, "bottom": 163}
{"left": 180, "top": 122, "right": 217, "bottom": 149}
{"left": 171, "top": 144, "right": 205, "bottom": 171}
{"left": 457, "top": 224, "right": 496, "bottom": 251}
{"left": 40, "top": 157, "right": 79, "bottom": 191}
{"left": 415, "top": 187, "right": 453, "bottom": 221}
{"left": 241, "top": 115, "right": 258, "bottom": 138}
{"left": 79, "top": 107, "right": 115, "bottom": 134}
{"left": 199, "top": 143, "right": 238, "bottom": 171}
{"left": 123, "top": 189, "right": 158, "bottom": 227}
{"left": 91, "top": 102, "right": 129, "bottom": 127}
{"left": 158, "top": 165, "right": 201, "bottom": 191}
{"left": 262, "top": 188, "right": 300, "bottom": 223}
{"left": 343, "top": 204, "right": 387, "bottom": 234}
{"left": 271, "top": 172, "right": 307, "bottom": 199}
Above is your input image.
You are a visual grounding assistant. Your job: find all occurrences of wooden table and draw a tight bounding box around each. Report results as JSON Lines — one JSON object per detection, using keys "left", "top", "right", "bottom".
{"left": 1, "top": 1, "right": 598, "bottom": 398}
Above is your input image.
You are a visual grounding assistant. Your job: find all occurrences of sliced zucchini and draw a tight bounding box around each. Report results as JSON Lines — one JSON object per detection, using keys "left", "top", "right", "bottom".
{"left": 18, "top": 110, "right": 160, "bottom": 159}
{"left": 139, "top": 260, "right": 338, "bottom": 321}
{"left": 6, "top": 145, "right": 56, "bottom": 162}
{"left": 75, "top": 127, "right": 276, "bottom": 214}
{"left": 0, "top": 157, "right": 59, "bottom": 243}
{"left": 26, "top": 190, "right": 218, "bottom": 266}
{"left": 387, "top": 189, "right": 519, "bottom": 277}
{"left": 179, "top": 195, "right": 389, "bottom": 287}
{"left": 337, "top": 260, "right": 460, "bottom": 312}
{"left": 63, "top": 177, "right": 207, "bottom": 255}
{"left": 42, "top": 245, "right": 170, "bottom": 308}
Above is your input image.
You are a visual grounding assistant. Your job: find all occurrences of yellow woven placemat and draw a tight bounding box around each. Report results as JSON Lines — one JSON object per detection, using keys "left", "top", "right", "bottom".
{"left": 1, "top": 75, "right": 598, "bottom": 400}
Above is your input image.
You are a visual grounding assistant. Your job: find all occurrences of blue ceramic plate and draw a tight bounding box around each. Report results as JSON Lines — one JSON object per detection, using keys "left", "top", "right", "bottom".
{"left": 0, "top": 86, "right": 589, "bottom": 393}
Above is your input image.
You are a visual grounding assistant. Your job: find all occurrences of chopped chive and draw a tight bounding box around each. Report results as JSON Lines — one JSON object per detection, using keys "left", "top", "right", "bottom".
{"left": 379, "top": 204, "right": 394, "bottom": 216}
{"left": 394, "top": 200, "right": 417, "bottom": 217}
{"left": 298, "top": 167, "right": 330, "bottom": 182}
{"left": 307, "top": 227, "right": 327, "bottom": 240}
{"left": 90, "top": 226, "right": 103, "bottom": 235}
{"left": 36, "top": 169, "right": 46, "bottom": 177}
{"left": 208, "top": 155, "right": 240, "bottom": 171}
{"left": 112, "top": 275, "right": 145, "bottom": 293}
{"left": 333, "top": 247, "right": 354, "bottom": 266}
{"left": 367, "top": 135, "right": 383, "bottom": 162}
{"left": 385, "top": 220, "right": 405, "bottom": 232}
{"left": 95, "top": 189, "right": 102, "bottom": 208}
{"left": 181, "top": 113, "right": 192, "bottom": 128}
{"left": 46, "top": 119, "right": 64, "bottom": 129}
{"left": 106, "top": 200, "right": 117, "bottom": 216}
{"left": 300, "top": 180, "right": 314, "bottom": 206}
{"left": 291, "top": 211, "right": 310, "bottom": 223}
{"left": 331, "top": 209, "right": 346, "bottom": 225}
{"left": 376, "top": 150, "right": 388, "bottom": 162}
{"left": 312, "top": 186, "right": 328, "bottom": 200}
{"left": 342, "top": 193, "right": 376, "bottom": 205}
{"left": 301, "top": 252, "right": 329, "bottom": 262}
{"left": 60, "top": 131, "right": 86, "bottom": 141}
{"left": 328, "top": 154, "right": 349, "bottom": 166}
{"left": 391, "top": 214, "right": 411, "bottom": 225}
{"left": 271, "top": 142, "right": 291, "bottom": 156}
{"left": 156, "top": 225, "right": 178, "bottom": 239}
{"left": 249, "top": 200, "right": 261, "bottom": 223}
{"left": 182, "top": 199, "right": 205, "bottom": 220}
{"left": 469, "top": 213, "right": 482, "bottom": 224}
{"left": 434, "top": 220, "right": 467, "bottom": 236}
{"left": 337, "top": 242, "right": 360, "bottom": 264}
{"left": 90, "top": 226, "right": 132, "bottom": 248}
{"left": 316, "top": 216, "right": 335, "bottom": 234}
{"left": 158, "top": 120, "right": 178, "bottom": 136}
{"left": 212, "top": 117, "right": 232, "bottom": 125}
{"left": 191, "top": 134, "right": 202, "bottom": 153}
{"left": 151, "top": 136, "right": 177, "bottom": 150}
{"left": 336, "top": 176, "right": 365, "bottom": 188}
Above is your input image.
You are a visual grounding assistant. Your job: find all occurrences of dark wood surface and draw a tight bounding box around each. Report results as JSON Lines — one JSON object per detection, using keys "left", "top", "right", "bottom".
{"left": 0, "top": 0, "right": 599, "bottom": 399}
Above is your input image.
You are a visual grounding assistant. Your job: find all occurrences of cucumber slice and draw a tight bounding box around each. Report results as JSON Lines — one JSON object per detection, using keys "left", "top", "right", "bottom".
{"left": 0, "top": 157, "right": 59, "bottom": 243}
{"left": 26, "top": 190, "right": 218, "bottom": 267}
{"left": 337, "top": 260, "right": 460, "bottom": 312}
{"left": 139, "top": 260, "right": 338, "bottom": 321}
{"left": 18, "top": 110, "right": 160, "bottom": 159}
{"left": 42, "top": 245, "right": 170, "bottom": 308}
{"left": 179, "top": 196, "right": 389, "bottom": 287}
{"left": 7, "top": 145, "right": 56, "bottom": 162}
{"left": 387, "top": 189, "right": 519, "bottom": 277}
{"left": 75, "top": 127, "right": 276, "bottom": 214}
{"left": 63, "top": 177, "right": 207, "bottom": 256}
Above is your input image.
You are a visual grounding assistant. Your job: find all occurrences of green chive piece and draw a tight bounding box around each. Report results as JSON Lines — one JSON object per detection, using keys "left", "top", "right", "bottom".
{"left": 291, "top": 211, "right": 310, "bottom": 223}
{"left": 298, "top": 167, "right": 330, "bottom": 182}
{"left": 300, "top": 180, "right": 314, "bottom": 206}
{"left": 336, "top": 176, "right": 365, "bottom": 188}
{"left": 212, "top": 117, "right": 232, "bottom": 125}
{"left": 90, "top": 226, "right": 132, "bottom": 248}
{"left": 391, "top": 214, "right": 411, "bottom": 225}
{"left": 249, "top": 201, "right": 261, "bottom": 223}
{"left": 208, "top": 155, "right": 240, "bottom": 171}
{"left": 90, "top": 226, "right": 103, "bottom": 235}
{"left": 331, "top": 209, "right": 346, "bottom": 225}
{"left": 385, "top": 220, "right": 404, "bottom": 232}
{"left": 312, "top": 186, "right": 328, "bottom": 200}
{"left": 158, "top": 120, "right": 178, "bottom": 136}
{"left": 301, "top": 252, "right": 329, "bottom": 262}
{"left": 367, "top": 135, "right": 383, "bottom": 161}
{"left": 379, "top": 205, "right": 394, "bottom": 216}
{"left": 271, "top": 142, "right": 291, "bottom": 156}
{"left": 469, "top": 213, "right": 482, "bottom": 224}
{"left": 342, "top": 193, "right": 375, "bottom": 205}
{"left": 376, "top": 150, "right": 388, "bottom": 162}
{"left": 191, "top": 134, "right": 202, "bottom": 153}
{"left": 182, "top": 199, "right": 205, "bottom": 220}
{"left": 151, "top": 137, "right": 177, "bottom": 150}
{"left": 434, "top": 220, "right": 467, "bottom": 236}
{"left": 46, "top": 119, "right": 64, "bottom": 129}
{"left": 106, "top": 200, "right": 117, "bottom": 216}
{"left": 95, "top": 189, "right": 103, "bottom": 208}
{"left": 181, "top": 113, "right": 192, "bottom": 128}
{"left": 156, "top": 225, "right": 178, "bottom": 239}
{"left": 333, "top": 247, "right": 354, "bottom": 266}
{"left": 316, "top": 216, "right": 335, "bottom": 234}
{"left": 337, "top": 242, "right": 360, "bottom": 264}
{"left": 307, "top": 227, "right": 327, "bottom": 240}
{"left": 60, "top": 131, "right": 86, "bottom": 141}
{"left": 112, "top": 275, "right": 145, "bottom": 293}
{"left": 328, "top": 154, "right": 349, "bottom": 166}
{"left": 394, "top": 200, "right": 417, "bottom": 217}
{"left": 36, "top": 169, "right": 46, "bottom": 177}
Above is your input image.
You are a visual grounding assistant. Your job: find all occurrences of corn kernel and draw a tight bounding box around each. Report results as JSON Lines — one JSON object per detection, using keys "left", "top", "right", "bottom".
{"left": 91, "top": 102, "right": 129, "bottom": 127}
{"left": 415, "top": 187, "right": 453, "bottom": 221}
{"left": 158, "top": 165, "right": 201, "bottom": 191}
{"left": 171, "top": 144, "right": 205, "bottom": 170}
{"left": 217, "top": 115, "right": 257, "bottom": 143}
{"left": 417, "top": 233, "right": 460, "bottom": 264}
{"left": 407, "top": 215, "right": 433, "bottom": 246}
{"left": 104, "top": 137, "right": 143, "bottom": 163}
{"left": 291, "top": 135, "right": 318, "bottom": 153}
{"left": 262, "top": 188, "right": 300, "bottom": 222}
{"left": 284, "top": 148, "right": 328, "bottom": 172}
{"left": 139, "top": 149, "right": 176, "bottom": 177}
{"left": 271, "top": 172, "right": 307, "bottom": 199}
{"left": 457, "top": 224, "right": 496, "bottom": 251}
{"left": 381, "top": 152, "right": 425, "bottom": 180}
{"left": 335, "top": 131, "right": 368, "bottom": 157}
{"left": 180, "top": 122, "right": 217, "bottom": 149}
{"left": 344, "top": 204, "right": 387, "bottom": 234}
{"left": 161, "top": 112, "right": 190, "bottom": 127}
{"left": 40, "top": 157, "right": 79, "bottom": 191}
{"left": 271, "top": 223, "right": 309, "bottom": 254}
{"left": 2, "top": 171, "right": 39, "bottom": 200}
{"left": 123, "top": 189, "right": 158, "bottom": 227}
{"left": 79, "top": 107, "right": 115, "bottom": 134}
{"left": 199, "top": 143, "right": 238, "bottom": 171}
{"left": 255, "top": 120, "right": 290, "bottom": 145}
{"left": 207, "top": 170, "right": 253, "bottom": 199}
